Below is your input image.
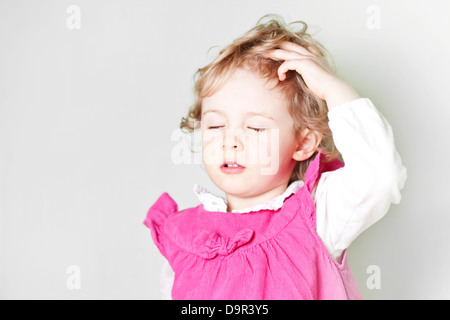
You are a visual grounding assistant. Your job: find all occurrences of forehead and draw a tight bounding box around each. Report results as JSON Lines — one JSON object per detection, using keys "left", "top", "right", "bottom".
{"left": 201, "top": 68, "right": 290, "bottom": 117}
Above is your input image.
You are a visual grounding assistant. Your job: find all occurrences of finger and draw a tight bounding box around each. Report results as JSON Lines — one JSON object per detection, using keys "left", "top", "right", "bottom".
{"left": 277, "top": 41, "right": 315, "bottom": 57}
{"left": 306, "top": 45, "right": 323, "bottom": 57}
{"left": 262, "top": 48, "right": 305, "bottom": 61}
{"left": 277, "top": 59, "right": 307, "bottom": 80}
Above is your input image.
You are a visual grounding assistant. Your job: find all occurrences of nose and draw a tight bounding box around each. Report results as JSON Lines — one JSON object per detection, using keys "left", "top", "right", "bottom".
{"left": 222, "top": 129, "right": 244, "bottom": 152}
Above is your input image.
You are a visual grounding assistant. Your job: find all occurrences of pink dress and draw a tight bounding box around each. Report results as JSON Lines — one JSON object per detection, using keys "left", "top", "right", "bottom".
{"left": 144, "top": 152, "right": 362, "bottom": 300}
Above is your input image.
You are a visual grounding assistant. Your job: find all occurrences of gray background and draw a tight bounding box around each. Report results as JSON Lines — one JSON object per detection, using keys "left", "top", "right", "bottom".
{"left": 1, "top": 0, "right": 449, "bottom": 299}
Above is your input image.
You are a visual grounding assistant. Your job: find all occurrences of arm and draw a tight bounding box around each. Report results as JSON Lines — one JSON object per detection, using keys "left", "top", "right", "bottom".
{"left": 263, "top": 42, "right": 407, "bottom": 261}
{"left": 313, "top": 98, "right": 407, "bottom": 260}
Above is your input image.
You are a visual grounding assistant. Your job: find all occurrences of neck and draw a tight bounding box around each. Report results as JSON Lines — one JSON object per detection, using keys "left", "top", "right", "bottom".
{"left": 225, "top": 181, "right": 289, "bottom": 212}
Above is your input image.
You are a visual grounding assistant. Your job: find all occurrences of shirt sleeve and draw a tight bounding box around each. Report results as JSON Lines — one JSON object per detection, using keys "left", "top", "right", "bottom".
{"left": 313, "top": 98, "right": 407, "bottom": 261}
{"left": 160, "top": 260, "right": 174, "bottom": 300}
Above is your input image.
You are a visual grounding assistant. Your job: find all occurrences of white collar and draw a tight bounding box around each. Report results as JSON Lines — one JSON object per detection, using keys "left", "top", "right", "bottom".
{"left": 193, "top": 180, "right": 304, "bottom": 213}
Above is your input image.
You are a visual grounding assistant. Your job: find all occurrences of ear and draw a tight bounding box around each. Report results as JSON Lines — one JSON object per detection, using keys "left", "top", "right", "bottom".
{"left": 292, "top": 128, "right": 322, "bottom": 162}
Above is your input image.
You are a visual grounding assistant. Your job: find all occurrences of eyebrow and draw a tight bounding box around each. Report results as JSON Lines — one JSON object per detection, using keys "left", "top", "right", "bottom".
{"left": 202, "top": 109, "right": 275, "bottom": 121}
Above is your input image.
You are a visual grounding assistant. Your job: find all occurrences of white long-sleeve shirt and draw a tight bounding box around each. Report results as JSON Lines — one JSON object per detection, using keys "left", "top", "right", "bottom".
{"left": 159, "top": 98, "right": 407, "bottom": 299}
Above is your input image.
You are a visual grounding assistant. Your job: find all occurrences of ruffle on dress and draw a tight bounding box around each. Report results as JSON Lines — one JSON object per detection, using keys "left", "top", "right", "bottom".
{"left": 143, "top": 192, "right": 178, "bottom": 257}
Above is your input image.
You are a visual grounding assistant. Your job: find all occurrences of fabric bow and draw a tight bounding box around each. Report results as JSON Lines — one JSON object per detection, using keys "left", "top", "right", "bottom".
{"left": 193, "top": 229, "right": 254, "bottom": 259}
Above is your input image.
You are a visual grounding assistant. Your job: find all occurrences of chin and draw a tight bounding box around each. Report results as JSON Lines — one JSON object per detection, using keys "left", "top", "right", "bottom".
{"left": 214, "top": 176, "right": 262, "bottom": 197}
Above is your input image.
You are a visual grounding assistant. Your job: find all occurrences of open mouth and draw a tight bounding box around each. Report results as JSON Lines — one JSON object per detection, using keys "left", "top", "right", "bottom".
{"left": 221, "top": 162, "right": 245, "bottom": 168}
{"left": 220, "top": 161, "right": 246, "bottom": 174}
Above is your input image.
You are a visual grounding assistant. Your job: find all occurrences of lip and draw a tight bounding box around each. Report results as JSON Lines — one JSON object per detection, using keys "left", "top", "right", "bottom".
{"left": 220, "top": 161, "right": 246, "bottom": 174}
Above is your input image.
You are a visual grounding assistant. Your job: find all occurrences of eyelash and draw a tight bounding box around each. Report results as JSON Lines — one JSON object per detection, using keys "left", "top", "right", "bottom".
{"left": 207, "top": 126, "right": 266, "bottom": 132}
{"left": 249, "top": 127, "right": 266, "bottom": 132}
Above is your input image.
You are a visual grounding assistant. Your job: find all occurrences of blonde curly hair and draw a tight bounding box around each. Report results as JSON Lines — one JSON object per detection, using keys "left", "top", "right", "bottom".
{"left": 180, "top": 14, "right": 341, "bottom": 183}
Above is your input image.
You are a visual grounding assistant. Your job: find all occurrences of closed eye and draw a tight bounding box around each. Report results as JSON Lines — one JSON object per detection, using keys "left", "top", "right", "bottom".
{"left": 248, "top": 127, "right": 266, "bottom": 132}
{"left": 208, "top": 125, "right": 224, "bottom": 129}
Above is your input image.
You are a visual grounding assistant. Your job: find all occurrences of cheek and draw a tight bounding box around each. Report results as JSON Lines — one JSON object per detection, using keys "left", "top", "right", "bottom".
{"left": 255, "top": 129, "right": 293, "bottom": 157}
{"left": 246, "top": 130, "right": 295, "bottom": 177}
{"left": 244, "top": 131, "right": 279, "bottom": 169}
{"left": 264, "top": 128, "right": 298, "bottom": 166}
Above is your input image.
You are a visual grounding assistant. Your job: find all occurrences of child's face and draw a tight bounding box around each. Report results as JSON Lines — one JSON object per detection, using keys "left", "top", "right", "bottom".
{"left": 201, "top": 67, "right": 300, "bottom": 198}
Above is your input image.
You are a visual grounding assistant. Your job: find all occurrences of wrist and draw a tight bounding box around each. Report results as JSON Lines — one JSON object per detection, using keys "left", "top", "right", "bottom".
{"left": 324, "top": 79, "right": 360, "bottom": 110}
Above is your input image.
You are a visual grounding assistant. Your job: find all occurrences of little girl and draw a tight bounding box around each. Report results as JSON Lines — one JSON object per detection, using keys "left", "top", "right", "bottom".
{"left": 144, "top": 14, "right": 407, "bottom": 300}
